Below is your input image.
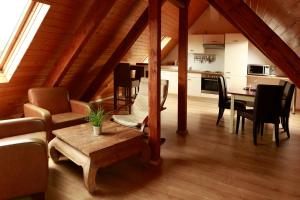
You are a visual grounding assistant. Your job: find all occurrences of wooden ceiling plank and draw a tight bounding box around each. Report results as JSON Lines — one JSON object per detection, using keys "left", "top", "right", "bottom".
{"left": 168, "top": 0, "right": 187, "bottom": 8}
{"left": 208, "top": 0, "right": 300, "bottom": 88}
{"left": 81, "top": 1, "right": 167, "bottom": 101}
{"left": 43, "top": 0, "right": 117, "bottom": 86}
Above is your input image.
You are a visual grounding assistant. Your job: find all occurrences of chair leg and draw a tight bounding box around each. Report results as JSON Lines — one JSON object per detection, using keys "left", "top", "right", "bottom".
{"left": 286, "top": 117, "right": 290, "bottom": 138}
{"left": 260, "top": 122, "right": 264, "bottom": 136}
{"left": 216, "top": 108, "right": 225, "bottom": 125}
{"left": 241, "top": 117, "right": 245, "bottom": 131}
{"left": 275, "top": 123, "right": 280, "bottom": 146}
{"left": 114, "top": 86, "right": 118, "bottom": 110}
{"left": 31, "top": 192, "right": 45, "bottom": 200}
{"left": 236, "top": 114, "right": 240, "bottom": 134}
{"left": 253, "top": 122, "right": 258, "bottom": 145}
{"left": 281, "top": 116, "right": 286, "bottom": 130}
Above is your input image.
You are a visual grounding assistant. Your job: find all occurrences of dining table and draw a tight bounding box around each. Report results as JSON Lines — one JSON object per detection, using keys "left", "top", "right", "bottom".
{"left": 227, "top": 86, "right": 256, "bottom": 133}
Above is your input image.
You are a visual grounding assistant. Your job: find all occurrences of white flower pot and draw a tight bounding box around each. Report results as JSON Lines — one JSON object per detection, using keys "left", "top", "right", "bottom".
{"left": 93, "top": 125, "right": 102, "bottom": 136}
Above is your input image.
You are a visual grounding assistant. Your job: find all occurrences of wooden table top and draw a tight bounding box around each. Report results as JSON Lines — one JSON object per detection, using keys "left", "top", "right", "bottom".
{"left": 228, "top": 87, "right": 256, "bottom": 97}
{"left": 52, "top": 121, "right": 143, "bottom": 156}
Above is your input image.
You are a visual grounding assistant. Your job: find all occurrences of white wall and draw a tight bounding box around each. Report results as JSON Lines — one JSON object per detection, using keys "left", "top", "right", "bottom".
{"left": 248, "top": 42, "right": 273, "bottom": 65}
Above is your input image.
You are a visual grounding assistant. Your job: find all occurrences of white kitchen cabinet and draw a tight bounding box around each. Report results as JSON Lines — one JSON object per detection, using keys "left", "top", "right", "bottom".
{"left": 161, "top": 71, "right": 178, "bottom": 94}
{"left": 188, "top": 34, "right": 204, "bottom": 54}
{"left": 161, "top": 70, "right": 203, "bottom": 97}
{"left": 203, "top": 34, "right": 224, "bottom": 44}
{"left": 188, "top": 73, "right": 201, "bottom": 97}
{"left": 224, "top": 33, "right": 248, "bottom": 88}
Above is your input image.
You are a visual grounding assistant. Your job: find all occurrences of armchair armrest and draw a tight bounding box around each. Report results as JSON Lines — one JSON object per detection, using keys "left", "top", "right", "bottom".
{"left": 70, "top": 99, "right": 91, "bottom": 115}
{"left": 24, "top": 103, "right": 51, "bottom": 122}
{"left": 0, "top": 117, "right": 46, "bottom": 139}
{"left": 0, "top": 138, "right": 48, "bottom": 199}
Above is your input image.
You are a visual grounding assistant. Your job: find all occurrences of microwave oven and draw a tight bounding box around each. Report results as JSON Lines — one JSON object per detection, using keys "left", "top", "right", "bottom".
{"left": 247, "top": 64, "right": 270, "bottom": 76}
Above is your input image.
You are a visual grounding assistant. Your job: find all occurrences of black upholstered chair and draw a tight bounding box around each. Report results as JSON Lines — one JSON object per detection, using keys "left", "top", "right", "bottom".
{"left": 114, "top": 63, "right": 140, "bottom": 112}
{"left": 236, "top": 84, "right": 283, "bottom": 146}
{"left": 280, "top": 82, "right": 295, "bottom": 138}
{"left": 216, "top": 76, "right": 246, "bottom": 125}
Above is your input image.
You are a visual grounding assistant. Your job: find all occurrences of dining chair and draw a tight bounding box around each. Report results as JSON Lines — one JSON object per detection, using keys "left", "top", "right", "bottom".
{"left": 236, "top": 84, "right": 283, "bottom": 146}
{"left": 216, "top": 76, "right": 246, "bottom": 125}
{"left": 280, "top": 82, "right": 295, "bottom": 138}
{"left": 114, "top": 63, "right": 140, "bottom": 112}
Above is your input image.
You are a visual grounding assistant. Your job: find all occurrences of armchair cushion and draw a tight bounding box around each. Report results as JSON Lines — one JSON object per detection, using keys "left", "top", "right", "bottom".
{"left": 28, "top": 87, "right": 71, "bottom": 114}
{"left": 52, "top": 112, "right": 87, "bottom": 130}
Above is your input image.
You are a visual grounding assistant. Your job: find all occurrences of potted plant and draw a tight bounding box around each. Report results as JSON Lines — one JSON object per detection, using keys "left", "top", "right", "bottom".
{"left": 86, "top": 105, "right": 106, "bottom": 136}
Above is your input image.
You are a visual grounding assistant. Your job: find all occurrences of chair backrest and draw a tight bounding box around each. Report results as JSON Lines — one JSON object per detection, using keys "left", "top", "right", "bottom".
{"left": 114, "top": 63, "right": 131, "bottom": 87}
{"left": 131, "top": 78, "right": 169, "bottom": 123}
{"left": 253, "top": 84, "right": 283, "bottom": 123}
{"left": 281, "top": 82, "right": 295, "bottom": 116}
{"left": 28, "top": 87, "right": 71, "bottom": 114}
{"left": 217, "top": 76, "right": 227, "bottom": 107}
{"left": 279, "top": 80, "right": 287, "bottom": 87}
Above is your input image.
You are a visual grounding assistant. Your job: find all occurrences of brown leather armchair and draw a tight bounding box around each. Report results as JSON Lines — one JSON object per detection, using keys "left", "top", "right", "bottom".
{"left": 24, "top": 87, "right": 91, "bottom": 141}
{"left": 0, "top": 117, "right": 48, "bottom": 200}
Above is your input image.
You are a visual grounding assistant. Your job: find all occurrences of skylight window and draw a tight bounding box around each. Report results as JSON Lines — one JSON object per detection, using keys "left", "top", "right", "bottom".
{"left": 0, "top": 0, "right": 50, "bottom": 83}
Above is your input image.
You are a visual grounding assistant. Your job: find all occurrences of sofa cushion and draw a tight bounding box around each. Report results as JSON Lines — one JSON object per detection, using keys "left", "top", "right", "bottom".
{"left": 52, "top": 112, "right": 87, "bottom": 130}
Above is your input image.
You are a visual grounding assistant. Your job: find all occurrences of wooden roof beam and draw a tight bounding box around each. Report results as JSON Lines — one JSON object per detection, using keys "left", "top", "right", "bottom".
{"left": 168, "top": 0, "right": 186, "bottom": 8}
{"left": 43, "top": 0, "right": 116, "bottom": 87}
{"left": 207, "top": 0, "right": 300, "bottom": 88}
{"left": 81, "top": 1, "right": 167, "bottom": 101}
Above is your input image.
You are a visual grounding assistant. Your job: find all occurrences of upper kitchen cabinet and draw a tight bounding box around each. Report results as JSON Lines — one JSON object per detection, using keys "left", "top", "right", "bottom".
{"left": 224, "top": 33, "right": 248, "bottom": 87}
{"left": 202, "top": 34, "right": 224, "bottom": 44}
{"left": 188, "top": 35, "right": 204, "bottom": 54}
{"left": 225, "top": 33, "right": 247, "bottom": 43}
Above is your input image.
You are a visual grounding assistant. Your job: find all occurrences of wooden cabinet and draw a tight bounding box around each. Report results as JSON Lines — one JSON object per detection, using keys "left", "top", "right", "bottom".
{"left": 203, "top": 34, "right": 224, "bottom": 44}
{"left": 224, "top": 33, "right": 248, "bottom": 88}
{"left": 188, "top": 34, "right": 204, "bottom": 54}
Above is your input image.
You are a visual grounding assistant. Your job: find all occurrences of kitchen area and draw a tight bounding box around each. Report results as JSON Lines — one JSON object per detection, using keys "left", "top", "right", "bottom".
{"left": 161, "top": 33, "right": 298, "bottom": 108}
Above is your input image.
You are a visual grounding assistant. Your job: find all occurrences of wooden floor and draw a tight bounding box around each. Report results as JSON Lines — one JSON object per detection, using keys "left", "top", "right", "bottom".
{"left": 47, "top": 95, "right": 300, "bottom": 200}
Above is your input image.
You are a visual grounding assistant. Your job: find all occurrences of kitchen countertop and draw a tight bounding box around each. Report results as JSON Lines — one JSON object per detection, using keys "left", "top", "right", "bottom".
{"left": 247, "top": 74, "right": 289, "bottom": 80}
{"left": 161, "top": 65, "right": 210, "bottom": 74}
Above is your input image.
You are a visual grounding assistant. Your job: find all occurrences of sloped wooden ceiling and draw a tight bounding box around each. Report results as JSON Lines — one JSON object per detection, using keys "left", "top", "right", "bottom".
{"left": 244, "top": 0, "right": 300, "bottom": 56}
{"left": 0, "top": 0, "right": 208, "bottom": 119}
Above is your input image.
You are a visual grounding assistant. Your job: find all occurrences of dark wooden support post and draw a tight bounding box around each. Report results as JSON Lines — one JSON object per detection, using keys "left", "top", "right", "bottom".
{"left": 148, "top": 0, "right": 162, "bottom": 163}
{"left": 176, "top": 0, "right": 189, "bottom": 136}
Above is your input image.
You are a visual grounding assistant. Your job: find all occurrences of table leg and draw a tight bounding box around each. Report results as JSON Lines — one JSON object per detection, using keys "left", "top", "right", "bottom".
{"left": 230, "top": 95, "right": 235, "bottom": 133}
{"left": 83, "top": 159, "right": 98, "bottom": 194}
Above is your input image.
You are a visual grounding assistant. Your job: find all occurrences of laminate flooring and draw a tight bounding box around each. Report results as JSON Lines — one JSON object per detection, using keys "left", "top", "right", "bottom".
{"left": 46, "top": 95, "right": 300, "bottom": 200}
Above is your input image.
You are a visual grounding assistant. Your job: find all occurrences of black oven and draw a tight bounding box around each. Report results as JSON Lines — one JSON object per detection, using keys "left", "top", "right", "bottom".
{"left": 201, "top": 77, "right": 218, "bottom": 94}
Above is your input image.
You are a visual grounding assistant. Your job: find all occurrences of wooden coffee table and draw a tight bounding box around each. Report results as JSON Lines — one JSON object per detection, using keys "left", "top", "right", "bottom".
{"left": 48, "top": 121, "right": 150, "bottom": 193}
